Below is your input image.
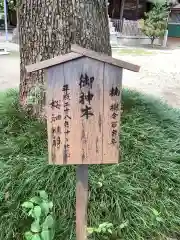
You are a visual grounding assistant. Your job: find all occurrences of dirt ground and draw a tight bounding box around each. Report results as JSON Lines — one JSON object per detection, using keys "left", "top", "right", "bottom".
{"left": 0, "top": 48, "right": 180, "bottom": 108}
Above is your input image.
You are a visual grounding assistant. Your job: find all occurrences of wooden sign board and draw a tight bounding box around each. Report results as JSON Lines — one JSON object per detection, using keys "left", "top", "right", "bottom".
{"left": 26, "top": 45, "right": 140, "bottom": 165}
{"left": 46, "top": 57, "right": 122, "bottom": 165}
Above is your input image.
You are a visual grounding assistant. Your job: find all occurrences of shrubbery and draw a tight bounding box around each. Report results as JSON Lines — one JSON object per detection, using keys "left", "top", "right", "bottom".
{"left": 140, "top": 3, "right": 169, "bottom": 45}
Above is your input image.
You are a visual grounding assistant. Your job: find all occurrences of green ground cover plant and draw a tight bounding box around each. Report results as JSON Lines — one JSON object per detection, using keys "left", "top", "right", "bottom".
{"left": 22, "top": 190, "right": 54, "bottom": 240}
{"left": 0, "top": 89, "right": 180, "bottom": 240}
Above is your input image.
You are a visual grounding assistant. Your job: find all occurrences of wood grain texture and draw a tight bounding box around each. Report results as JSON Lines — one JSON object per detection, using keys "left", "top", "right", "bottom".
{"left": 103, "top": 63, "right": 122, "bottom": 164}
{"left": 76, "top": 165, "right": 88, "bottom": 240}
{"left": 46, "top": 57, "right": 122, "bottom": 165}
{"left": 46, "top": 57, "right": 104, "bottom": 165}
{"left": 71, "top": 44, "right": 140, "bottom": 72}
{"left": 46, "top": 65, "right": 65, "bottom": 164}
{"left": 26, "top": 44, "right": 140, "bottom": 74}
{"left": 62, "top": 58, "right": 83, "bottom": 164}
{"left": 26, "top": 52, "right": 83, "bottom": 73}
{"left": 80, "top": 57, "right": 104, "bottom": 164}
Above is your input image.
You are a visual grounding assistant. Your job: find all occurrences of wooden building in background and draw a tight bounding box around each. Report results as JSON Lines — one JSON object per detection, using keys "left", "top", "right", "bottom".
{"left": 108, "top": 0, "right": 151, "bottom": 20}
{"left": 168, "top": 4, "right": 180, "bottom": 38}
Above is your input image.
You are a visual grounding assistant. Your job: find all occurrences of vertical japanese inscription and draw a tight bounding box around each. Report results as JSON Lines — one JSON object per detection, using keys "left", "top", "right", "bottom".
{"left": 79, "top": 74, "right": 94, "bottom": 119}
{"left": 62, "top": 84, "right": 71, "bottom": 163}
{"left": 79, "top": 73, "right": 95, "bottom": 163}
{"left": 109, "top": 87, "right": 120, "bottom": 145}
{"left": 49, "top": 99, "right": 62, "bottom": 162}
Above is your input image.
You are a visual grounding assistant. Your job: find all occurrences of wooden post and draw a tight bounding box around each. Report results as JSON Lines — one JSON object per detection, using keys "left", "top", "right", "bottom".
{"left": 119, "top": 0, "right": 125, "bottom": 32}
{"left": 76, "top": 165, "right": 88, "bottom": 240}
{"left": 135, "top": 0, "right": 139, "bottom": 20}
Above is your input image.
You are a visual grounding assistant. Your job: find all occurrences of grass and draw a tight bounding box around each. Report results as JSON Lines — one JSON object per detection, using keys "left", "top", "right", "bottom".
{"left": 114, "top": 48, "right": 155, "bottom": 56}
{"left": 0, "top": 89, "right": 180, "bottom": 240}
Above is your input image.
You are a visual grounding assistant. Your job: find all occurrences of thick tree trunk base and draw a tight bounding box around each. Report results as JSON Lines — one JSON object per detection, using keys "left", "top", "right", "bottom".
{"left": 19, "top": 0, "right": 111, "bottom": 117}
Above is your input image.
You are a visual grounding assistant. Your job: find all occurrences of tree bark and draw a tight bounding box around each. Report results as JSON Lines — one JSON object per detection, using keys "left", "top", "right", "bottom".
{"left": 150, "top": 37, "right": 155, "bottom": 46}
{"left": 19, "top": 0, "right": 111, "bottom": 116}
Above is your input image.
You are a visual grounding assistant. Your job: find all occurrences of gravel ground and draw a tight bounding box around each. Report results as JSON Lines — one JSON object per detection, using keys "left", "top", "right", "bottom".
{"left": 0, "top": 46, "right": 180, "bottom": 108}
{"left": 113, "top": 48, "right": 180, "bottom": 108}
{"left": 0, "top": 52, "right": 20, "bottom": 91}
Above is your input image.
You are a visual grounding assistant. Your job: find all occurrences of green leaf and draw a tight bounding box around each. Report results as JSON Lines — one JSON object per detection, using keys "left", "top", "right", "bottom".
{"left": 48, "top": 201, "right": 53, "bottom": 209}
{"left": 39, "top": 190, "right": 48, "bottom": 200}
{"left": 42, "top": 215, "right": 54, "bottom": 230}
{"left": 40, "top": 202, "right": 49, "bottom": 216}
{"left": 31, "top": 234, "right": 41, "bottom": 240}
{"left": 108, "top": 229, "right": 112, "bottom": 234}
{"left": 31, "top": 221, "right": 41, "bottom": 233}
{"left": 97, "top": 182, "right": 103, "bottom": 187}
{"left": 106, "top": 223, "right": 113, "bottom": 228}
{"left": 96, "top": 228, "right": 101, "bottom": 233}
{"left": 22, "top": 201, "right": 34, "bottom": 209}
{"left": 99, "top": 223, "right": 106, "bottom": 228}
{"left": 34, "top": 206, "right": 42, "bottom": 219}
{"left": 87, "top": 227, "right": 95, "bottom": 234}
{"left": 41, "top": 230, "right": 50, "bottom": 240}
{"left": 49, "top": 202, "right": 53, "bottom": 209}
{"left": 28, "top": 209, "right": 34, "bottom": 217}
{"left": 30, "top": 196, "right": 41, "bottom": 204}
{"left": 152, "top": 208, "right": 159, "bottom": 216}
{"left": 49, "top": 228, "right": 55, "bottom": 240}
{"left": 156, "top": 216, "right": 163, "bottom": 222}
{"left": 25, "top": 231, "right": 33, "bottom": 240}
{"left": 119, "top": 220, "right": 129, "bottom": 229}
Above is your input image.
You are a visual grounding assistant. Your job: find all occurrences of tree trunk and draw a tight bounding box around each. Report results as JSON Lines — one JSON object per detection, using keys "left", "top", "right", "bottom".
{"left": 150, "top": 37, "right": 155, "bottom": 46}
{"left": 119, "top": 0, "right": 125, "bottom": 32}
{"left": 19, "top": 0, "right": 111, "bottom": 116}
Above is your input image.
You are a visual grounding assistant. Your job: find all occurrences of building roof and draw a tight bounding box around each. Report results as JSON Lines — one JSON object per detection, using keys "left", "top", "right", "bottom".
{"left": 26, "top": 44, "right": 140, "bottom": 73}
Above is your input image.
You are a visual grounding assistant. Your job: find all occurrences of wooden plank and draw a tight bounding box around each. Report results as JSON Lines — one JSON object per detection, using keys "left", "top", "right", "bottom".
{"left": 76, "top": 165, "right": 88, "bottom": 240}
{"left": 46, "top": 56, "right": 122, "bottom": 165}
{"left": 103, "top": 63, "right": 122, "bottom": 164}
{"left": 26, "top": 44, "right": 140, "bottom": 74}
{"left": 80, "top": 57, "right": 104, "bottom": 164}
{"left": 62, "top": 57, "right": 104, "bottom": 164}
{"left": 46, "top": 57, "right": 104, "bottom": 165}
{"left": 26, "top": 52, "right": 83, "bottom": 73}
{"left": 119, "top": 0, "right": 126, "bottom": 32}
{"left": 46, "top": 65, "right": 65, "bottom": 164}
{"left": 135, "top": 0, "right": 139, "bottom": 20}
{"left": 62, "top": 58, "right": 84, "bottom": 164}
{"left": 71, "top": 44, "right": 140, "bottom": 72}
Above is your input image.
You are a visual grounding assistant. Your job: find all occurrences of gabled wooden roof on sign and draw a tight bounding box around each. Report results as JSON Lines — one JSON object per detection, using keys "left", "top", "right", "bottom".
{"left": 26, "top": 44, "right": 140, "bottom": 73}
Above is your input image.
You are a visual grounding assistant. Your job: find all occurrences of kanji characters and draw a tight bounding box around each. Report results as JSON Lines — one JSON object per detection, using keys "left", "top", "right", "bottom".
{"left": 110, "top": 85, "right": 120, "bottom": 145}
{"left": 62, "top": 84, "right": 71, "bottom": 160}
{"left": 79, "top": 73, "right": 94, "bottom": 89}
{"left": 79, "top": 91, "right": 94, "bottom": 105}
{"left": 50, "top": 99, "right": 61, "bottom": 109}
{"left": 110, "top": 87, "right": 120, "bottom": 97}
{"left": 51, "top": 114, "right": 61, "bottom": 122}
{"left": 79, "top": 73, "right": 94, "bottom": 119}
{"left": 81, "top": 105, "right": 94, "bottom": 119}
